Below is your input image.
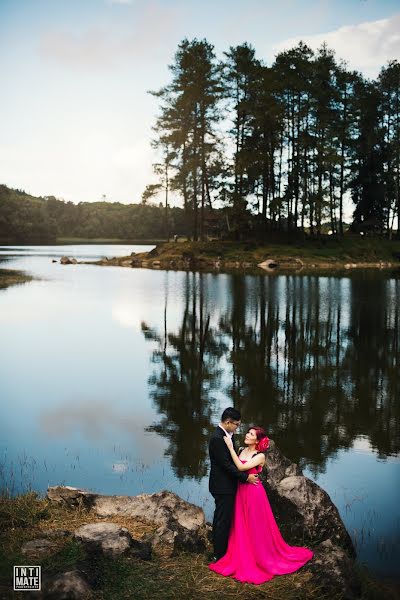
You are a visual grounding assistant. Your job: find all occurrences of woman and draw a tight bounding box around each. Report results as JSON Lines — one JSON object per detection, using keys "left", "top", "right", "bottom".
{"left": 208, "top": 426, "right": 313, "bottom": 585}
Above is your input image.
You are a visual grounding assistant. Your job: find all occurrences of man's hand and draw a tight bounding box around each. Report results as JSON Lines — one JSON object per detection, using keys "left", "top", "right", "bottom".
{"left": 223, "top": 436, "right": 234, "bottom": 450}
{"left": 247, "top": 474, "right": 259, "bottom": 485}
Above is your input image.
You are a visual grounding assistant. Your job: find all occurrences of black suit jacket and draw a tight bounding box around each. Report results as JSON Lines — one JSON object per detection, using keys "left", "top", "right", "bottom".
{"left": 209, "top": 426, "right": 248, "bottom": 495}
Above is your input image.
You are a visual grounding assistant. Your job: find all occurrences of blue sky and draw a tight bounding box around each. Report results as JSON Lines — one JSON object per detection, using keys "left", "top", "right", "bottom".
{"left": 1, "top": 0, "right": 400, "bottom": 207}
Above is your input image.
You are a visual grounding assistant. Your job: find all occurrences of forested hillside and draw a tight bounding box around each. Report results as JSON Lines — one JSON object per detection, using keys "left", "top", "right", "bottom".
{"left": 0, "top": 185, "right": 186, "bottom": 242}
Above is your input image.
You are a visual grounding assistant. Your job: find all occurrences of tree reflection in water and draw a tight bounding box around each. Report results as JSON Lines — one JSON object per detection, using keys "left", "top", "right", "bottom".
{"left": 142, "top": 272, "right": 400, "bottom": 479}
{"left": 141, "top": 272, "right": 225, "bottom": 479}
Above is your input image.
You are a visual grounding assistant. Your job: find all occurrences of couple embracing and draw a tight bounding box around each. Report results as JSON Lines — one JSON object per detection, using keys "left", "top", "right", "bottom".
{"left": 208, "top": 407, "right": 313, "bottom": 585}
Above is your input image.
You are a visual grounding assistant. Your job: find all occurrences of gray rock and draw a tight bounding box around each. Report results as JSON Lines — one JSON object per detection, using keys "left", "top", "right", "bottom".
{"left": 150, "top": 524, "right": 177, "bottom": 558}
{"left": 43, "top": 570, "right": 92, "bottom": 599}
{"left": 264, "top": 439, "right": 302, "bottom": 487}
{"left": 74, "top": 522, "right": 132, "bottom": 557}
{"left": 276, "top": 475, "right": 354, "bottom": 554}
{"left": 47, "top": 486, "right": 94, "bottom": 509}
{"left": 303, "top": 539, "right": 361, "bottom": 600}
{"left": 48, "top": 488, "right": 206, "bottom": 556}
{"left": 21, "top": 538, "right": 59, "bottom": 558}
{"left": 261, "top": 440, "right": 354, "bottom": 556}
{"left": 60, "top": 256, "right": 72, "bottom": 265}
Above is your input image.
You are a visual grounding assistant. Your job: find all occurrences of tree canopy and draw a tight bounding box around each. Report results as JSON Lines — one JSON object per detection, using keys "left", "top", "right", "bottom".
{"left": 148, "top": 40, "right": 400, "bottom": 239}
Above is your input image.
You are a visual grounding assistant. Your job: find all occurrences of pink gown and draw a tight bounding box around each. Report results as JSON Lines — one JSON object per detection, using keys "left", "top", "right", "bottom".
{"left": 209, "top": 460, "right": 313, "bottom": 585}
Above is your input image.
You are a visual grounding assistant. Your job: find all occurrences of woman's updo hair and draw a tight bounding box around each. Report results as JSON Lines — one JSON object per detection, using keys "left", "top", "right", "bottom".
{"left": 248, "top": 425, "right": 270, "bottom": 452}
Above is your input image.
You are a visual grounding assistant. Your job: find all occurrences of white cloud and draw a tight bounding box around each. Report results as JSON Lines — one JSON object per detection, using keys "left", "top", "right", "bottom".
{"left": 38, "top": 4, "right": 180, "bottom": 70}
{"left": 39, "top": 399, "right": 166, "bottom": 461}
{"left": 273, "top": 13, "right": 400, "bottom": 79}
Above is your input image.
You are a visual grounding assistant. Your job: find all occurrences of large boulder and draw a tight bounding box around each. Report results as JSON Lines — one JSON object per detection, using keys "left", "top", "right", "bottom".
{"left": 47, "top": 488, "right": 206, "bottom": 556}
{"left": 303, "top": 539, "right": 361, "bottom": 600}
{"left": 276, "top": 475, "right": 354, "bottom": 554}
{"left": 261, "top": 441, "right": 355, "bottom": 556}
{"left": 264, "top": 439, "right": 302, "bottom": 486}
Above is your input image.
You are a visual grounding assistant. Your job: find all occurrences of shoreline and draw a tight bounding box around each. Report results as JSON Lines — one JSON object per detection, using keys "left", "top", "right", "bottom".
{"left": 1, "top": 487, "right": 398, "bottom": 599}
{"left": 90, "top": 240, "right": 400, "bottom": 275}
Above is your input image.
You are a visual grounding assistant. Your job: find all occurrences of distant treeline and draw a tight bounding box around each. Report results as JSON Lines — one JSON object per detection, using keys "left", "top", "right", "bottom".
{"left": 0, "top": 185, "right": 188, "bottom": 243}
{"left": 146, "top": 39, "right": 400, "bottom": 239}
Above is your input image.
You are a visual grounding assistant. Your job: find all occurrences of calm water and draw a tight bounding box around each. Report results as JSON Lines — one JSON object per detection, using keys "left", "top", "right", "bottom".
{"left": 0, "top": 245, "right": 399, "bottom": 579}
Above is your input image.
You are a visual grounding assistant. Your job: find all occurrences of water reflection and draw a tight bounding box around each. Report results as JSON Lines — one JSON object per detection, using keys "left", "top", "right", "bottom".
{"left": 142, "top": 273, "right": 224, "bottom": 479}
{"left": 143, "top": 272, "right": 400, "bottom": 478}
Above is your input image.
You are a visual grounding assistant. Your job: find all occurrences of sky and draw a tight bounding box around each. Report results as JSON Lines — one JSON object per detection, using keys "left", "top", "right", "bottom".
{"left": 1, "top": 0, "right": 400, "bottom": 206}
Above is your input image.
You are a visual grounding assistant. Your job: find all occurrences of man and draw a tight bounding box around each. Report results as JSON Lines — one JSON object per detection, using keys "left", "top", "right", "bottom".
{"left": 209, "top": 407, "right": 259, "bottom": 560}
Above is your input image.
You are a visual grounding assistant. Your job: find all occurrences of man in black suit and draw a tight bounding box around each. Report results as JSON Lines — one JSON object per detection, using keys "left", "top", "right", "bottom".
{"left": 209, "top": 407, "right": 259, "bottom": 560}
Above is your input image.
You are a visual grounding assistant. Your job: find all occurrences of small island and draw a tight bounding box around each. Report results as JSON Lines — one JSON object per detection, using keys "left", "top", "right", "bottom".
{"left": 92, "top": 238, "right": 400, "bottom": 274}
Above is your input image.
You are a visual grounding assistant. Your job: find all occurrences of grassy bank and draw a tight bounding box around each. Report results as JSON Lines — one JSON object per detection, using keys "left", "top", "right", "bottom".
{"left": 0, "top": 493, "right": 398, "bottom": 600}
{"left": 97, "top": 237, "right": 400, "bottom": 274}
{"left": 0, "top": 268, "right": 33, "bottom": 289}
{"left": 57, "top": 237, "right": 163, "bottom": 245}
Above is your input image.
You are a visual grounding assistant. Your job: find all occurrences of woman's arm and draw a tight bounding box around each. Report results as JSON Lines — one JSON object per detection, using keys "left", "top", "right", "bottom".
{"left": 223, "top": 436, "right": 265, "bottom": 471}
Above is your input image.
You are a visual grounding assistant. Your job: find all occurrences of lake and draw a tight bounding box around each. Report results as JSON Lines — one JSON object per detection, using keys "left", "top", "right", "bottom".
{"left": 0, "top": 244, "right": 399, "bottom": 579}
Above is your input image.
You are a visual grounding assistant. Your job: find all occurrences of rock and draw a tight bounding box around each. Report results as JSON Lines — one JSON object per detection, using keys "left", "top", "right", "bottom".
{"left": 261, "top": 441, "right": 354, "bottom": 555}
{"left": 73, "top": 521, "right": 151, "bottom": 560}
{"left": 47, "top": 488, "right": 206, "bottom": 555}
{"left": 21, "top": 538, "right": 59, "bottom": 558}
{"left": 60, "top": 256, "right": 72, "bottom": 265}
{"left": 152, "top": 260, "right": 161, "bottom": 267}
{"left": 276, "top": 475, "right": 354, "bottom": 554}
{"left": 43, "top": 570, "right": 92, "bottom": 599}
{"left": 47, "top": 486, "right": 95, "bottom": 509}
{"left": 70, "top": 258, "right": 78, "bottom": 264}
{"left": 303, "top": 539, "right": 361, "bottom": 600}
{"left": 264, "top": 439, "right": 302, "bottom": 487}
{"left": 258, "top": 259, "right": 278, "bottom": 270}
{"left": 74, "top": 523, "right": 132, "bottom": 558}
{"left": 150, "top": 524, "right": 177, "bottom": 558}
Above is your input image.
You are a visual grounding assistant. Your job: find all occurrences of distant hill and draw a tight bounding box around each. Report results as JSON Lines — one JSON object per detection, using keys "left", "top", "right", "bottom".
{"left": 0, "top": 185, "right": 58, "bottom": 243}
{"left": 0, "top": 185, "right": 187, "bottom": 243}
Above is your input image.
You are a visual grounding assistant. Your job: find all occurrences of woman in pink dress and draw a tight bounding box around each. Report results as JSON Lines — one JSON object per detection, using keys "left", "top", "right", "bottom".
{"left": 209, "top": 426, "right": 313, "bottom": 585}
